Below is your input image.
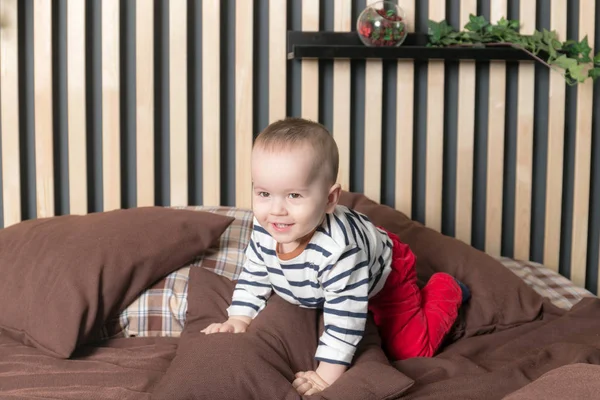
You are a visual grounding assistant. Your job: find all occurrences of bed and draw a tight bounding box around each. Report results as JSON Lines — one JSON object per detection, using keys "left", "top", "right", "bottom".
{"left": 0, "top": 190, "right": 598, "bottom": 400}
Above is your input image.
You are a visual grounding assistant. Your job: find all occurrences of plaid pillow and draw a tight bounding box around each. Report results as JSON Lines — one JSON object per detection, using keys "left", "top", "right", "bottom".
{"left": 495, "top": 256, "right": 595, "bottom": 310}
{"left": 101, "top": 206, "right": 253, "bottom": 339}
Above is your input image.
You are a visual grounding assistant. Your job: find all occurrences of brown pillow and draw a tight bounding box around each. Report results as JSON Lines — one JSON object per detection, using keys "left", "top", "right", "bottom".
{"left": 0, "top": 207, "right": 234, "bottom": 358}
{"left": 338, "top": 191, "right": 544, "bottom": 338}
{"left": 152, "top": 267, "right": 413, "bottom": 400}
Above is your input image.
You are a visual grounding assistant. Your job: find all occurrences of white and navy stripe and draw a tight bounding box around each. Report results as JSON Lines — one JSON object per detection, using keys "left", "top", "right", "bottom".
{"left": 227, "top": 205, "right": 393, "bottom": 365}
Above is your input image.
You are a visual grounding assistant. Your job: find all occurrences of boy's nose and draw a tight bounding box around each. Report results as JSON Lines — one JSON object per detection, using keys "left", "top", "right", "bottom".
{"left": 270, "top": 198, "right": 287, "bottom": 215}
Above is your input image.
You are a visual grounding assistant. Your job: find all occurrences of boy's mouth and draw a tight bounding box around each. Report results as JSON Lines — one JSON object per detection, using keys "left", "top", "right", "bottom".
{"left": 272, "top": 223, "right": 293, "bottom": 232}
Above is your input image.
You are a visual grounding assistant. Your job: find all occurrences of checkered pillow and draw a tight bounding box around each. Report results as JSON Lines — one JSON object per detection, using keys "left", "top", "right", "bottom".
{"left": 495, "top": 256, "right": 595, "bottom": 310}
{"left": 101, "top": 206, "right": 253, "bottom": 339}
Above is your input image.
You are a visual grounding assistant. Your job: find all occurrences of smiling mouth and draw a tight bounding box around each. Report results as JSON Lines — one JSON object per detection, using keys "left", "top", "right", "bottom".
{"left": 272, "top": 223, "right": 293, "bottom": 231}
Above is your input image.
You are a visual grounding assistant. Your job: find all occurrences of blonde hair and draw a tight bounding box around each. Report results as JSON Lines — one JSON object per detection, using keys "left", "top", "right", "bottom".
{"left": 253, "top": 117, "right": 339, "bottom": 185}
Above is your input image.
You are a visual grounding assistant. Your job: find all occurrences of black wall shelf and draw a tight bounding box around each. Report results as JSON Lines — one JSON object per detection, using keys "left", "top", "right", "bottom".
{"left": 288, "top": 31, "right": 540, "bottom": 62}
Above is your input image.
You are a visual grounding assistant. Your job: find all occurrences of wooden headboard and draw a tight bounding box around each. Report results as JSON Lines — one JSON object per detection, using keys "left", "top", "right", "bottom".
{"left": 0, "top": 0, "right": 598, "bottom": 293}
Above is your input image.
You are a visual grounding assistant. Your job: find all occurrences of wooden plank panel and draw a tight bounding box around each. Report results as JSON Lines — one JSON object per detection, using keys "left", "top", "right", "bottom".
{"left": 269, "top": 0, "right": 286, "bottom": 122}
{"left": 136, "top": 0, "right": 154, "bottom": 207}
{"left": 513, "top": 1, "right": 536, "bottom": 260}
{"left": 101, "top": 0, "right": 120, "bottom": 211}
{"left": 363, "top": 0, "right": 383, "bottom": 203}
{"left": 34, "top": 0, "right": 54, "bottom": 218}
{"left": 544, "top": 0, "right": 567, "bottom": 272}
{"left": 202, "top": 0, "right": 220, "bottom": 206}
{"left": 0, "top": 0, "right": 21, "bottom": 226}
{"left": 455, "top": 0, "right": 477, "bottom": 244}
{"left": 571, "top": 0, "right": 595, "bottom": 288}
{"left": 485, "top": 0, "right": 507, "bottom": 256}
{"left": 169, "top": 0, "right": 187, "bottom": 206}
{"left": 333, "top": 0, "right": 351, "bottom": 191}
{"left": 67, "top": 0, "right": 87, "bottom": 215}
{"left": 235, "top": 0, "right": 254, "bottom": 209}
{"left": 364, "top": 57, "right": 382, "bottom": 203}
{"left": 395, "top": 0, "right": 415, "bottom": 216}
{"left": 425, "top": 1, "right": 445, "bottom": 231}
{"left": 301, "top": 1, "right": 319, "bottom": 121}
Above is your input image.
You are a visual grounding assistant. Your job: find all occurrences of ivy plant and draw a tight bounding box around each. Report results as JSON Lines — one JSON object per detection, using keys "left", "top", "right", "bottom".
{"left": 428, "top": 14, "right": 600, "bottom": 85}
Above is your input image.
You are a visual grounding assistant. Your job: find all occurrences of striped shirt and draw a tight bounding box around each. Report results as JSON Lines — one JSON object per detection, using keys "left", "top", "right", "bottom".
{"left": 227, "top": 205, "right": 393, "bottom": 366}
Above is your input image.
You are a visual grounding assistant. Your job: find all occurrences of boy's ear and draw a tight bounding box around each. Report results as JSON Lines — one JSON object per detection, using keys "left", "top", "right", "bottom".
{"left": 326, "top": 183, "right": 342, "bottom": 213}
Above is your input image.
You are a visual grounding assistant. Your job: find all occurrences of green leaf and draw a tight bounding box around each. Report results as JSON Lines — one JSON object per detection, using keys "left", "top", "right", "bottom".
{"left": 588, "top": 68, "right": 600, "bottom": 80}
{"left": 551, "top": 54, "right": 578, "bottom": 70}
{"left": 594, "top": 52, "right": 600, "bottom": 65}
{"left": 497, "top": 17, "right": 509, "bottom": 28}
{"left": 465, "top": 14, "right": 488, "bottom": 32}
{"left": 576, "top": 36, "right": 593, "bottom": 62}
{"left": 568, "top": 64, "right": 588, "bottom": 83}
{"left": 508, "top": 19, "right": 520, "bottom": 30}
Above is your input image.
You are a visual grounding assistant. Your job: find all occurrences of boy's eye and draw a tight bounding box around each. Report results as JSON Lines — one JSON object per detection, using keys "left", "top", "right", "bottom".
{"left": 288, "top": 193, "right": 301, "bottom": 199}
{"left": 257, "top": 192, "right": 270, "bottom": 198}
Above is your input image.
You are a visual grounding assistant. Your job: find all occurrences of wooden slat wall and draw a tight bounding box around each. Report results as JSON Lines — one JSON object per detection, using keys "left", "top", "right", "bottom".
{"left": 0, "top": 0, "right": 21, "bottom": 226}
{"left": 455, "top": 0, "right": 477, "bottom": 244}
{"left": 1, "top": 0, "right": 599, "bottom": 293}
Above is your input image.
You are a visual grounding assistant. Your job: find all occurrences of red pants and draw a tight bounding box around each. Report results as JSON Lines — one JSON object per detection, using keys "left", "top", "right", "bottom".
{"left": 368, "top": 229, "right": 462, "bottom": 361}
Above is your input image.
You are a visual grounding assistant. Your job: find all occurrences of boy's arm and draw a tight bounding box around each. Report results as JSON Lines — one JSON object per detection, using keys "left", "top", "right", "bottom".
{"left": 315, "top": 246, "right": 370, "bottom": 376}
{"left": 227, "top": 238, "right": 273, "bottom": 319}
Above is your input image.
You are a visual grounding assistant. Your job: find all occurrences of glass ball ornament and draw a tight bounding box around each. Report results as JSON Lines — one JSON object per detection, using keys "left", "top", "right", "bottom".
{"left": 357, "top": 1, "right": 407, "bottom": 47}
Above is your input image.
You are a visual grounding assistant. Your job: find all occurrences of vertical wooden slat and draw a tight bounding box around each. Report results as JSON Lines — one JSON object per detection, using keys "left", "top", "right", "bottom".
{"left": 395, "top": 0, "right": 415, "bottom": 216}
{"left": 67, "top": 0, "right": 87, "bottom": 215}
{"left": 571, "top": 0, "right": 595, "bottom": 288}
{"left": 544, "top": 0, "right": 567, "bottom": 272}
{"left": 333, "top": 0, "right": 351, "bottom": 191}
{"left": 425, "top": 0, "right": 445, "bottom": 231}
{"left": 0, "top": 0, "right": 21, "bottom": 226}
{"left": 514, "top": 1, "right": 536, "bottom": 260}
{"left": 101, "top": 0, "right": 120, "bottom": 211}
{"left": 269, "top": 0, "right": 286, "bottom": 123}
{"left": 301, "top": 1, "right": 319, "bottom": 121}
{"left": 202, "top": 0, "right": 220, "bottom": 206}
{"left": 235, "top": 0, "right": 254, "bottom": 209}
{"left": 136, "top": 0, "right": 154, "bottom": 207}
{"left": 485, "top": 0, "right": 507, "bottom": 256}
{"left": 455, "top": 0, "right": 477, "bottom": 244}
{"left": 169, "top": 0, "right": 187, "bottom": 206}
{"left": 363, "top": 0, "right": 383, "bottom": 203}
{"left": 34, "top": 0, "right": 54, "bottom": 218}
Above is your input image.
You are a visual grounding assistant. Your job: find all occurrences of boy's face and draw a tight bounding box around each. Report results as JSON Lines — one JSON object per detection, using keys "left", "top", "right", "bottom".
{"left": 251, "top": 144, "right": 339, "bottom": 252}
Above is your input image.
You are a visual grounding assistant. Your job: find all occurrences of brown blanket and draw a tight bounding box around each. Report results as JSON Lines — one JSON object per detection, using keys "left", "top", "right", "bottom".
{"left": 0, "top": 334, "right": 178, "bottom": 399}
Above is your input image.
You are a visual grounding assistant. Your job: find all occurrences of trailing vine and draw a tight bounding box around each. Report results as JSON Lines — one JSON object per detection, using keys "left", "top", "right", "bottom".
{"left": 427, "top": 14, "right": 600, "bottom": 85}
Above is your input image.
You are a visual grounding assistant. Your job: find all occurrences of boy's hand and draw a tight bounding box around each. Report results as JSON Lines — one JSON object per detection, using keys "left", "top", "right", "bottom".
{"left": 201, "top": 316, "right": 251, "bottom": 334}
{"left": 292, "top": 371, "right": 330, "bottom": 396}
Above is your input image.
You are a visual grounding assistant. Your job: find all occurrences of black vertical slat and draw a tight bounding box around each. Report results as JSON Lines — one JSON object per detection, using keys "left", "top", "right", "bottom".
{"left": 188, "top": 0, "right": 202, "bottom": 205}
{"left": 319, "top": 0, "right": 334, "bottom": 132}
{"left": 441, "top": 0, "right": 460, "bottom": 237}
{"left": 21, "top": 0, "right": 36, "bottom": 221}
{"left": 255, "top": 0, "right": 269, "bottom": 134}
{"left": 471, "top": 0, "right": 490, "bottom": 250}
{"left": 220, "top": 0, "right": 235, "bottom": 206}
{"left": 350, "top": 0, "right": 366, "bottom": 194}
{"left": 53, "top": 0, "right": 68, "bottom": 216}
{"left": 154, "top": 0, "right": 169, "bottom": 206}
{"left": 121, "top": 0, "right": 136, "bottom": 209}
{"left": 559, "top": 0, "right": 581, "bottom": 279}
{"left": 530, "top": 1, "right": 551, "bottom": 263}
{"left": 381, "top": 58, "right": 397, "bottom": 208}
{"left": 501, "top": 1, "right": 520, "bottom": 258}
{"left": 412, "top": 0, "right": 428, "bottom": 225}
{"left": 86, "top": 0, "right": 102, "bottom": 213}
{"left": 287, "top": 0, "right": 302, "bottom": 118}
{"left": 585, "top": 1, "right": 600, "bottom": 294}
{"left": 471, "top": 0, "right": 491, "bottom": 251}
